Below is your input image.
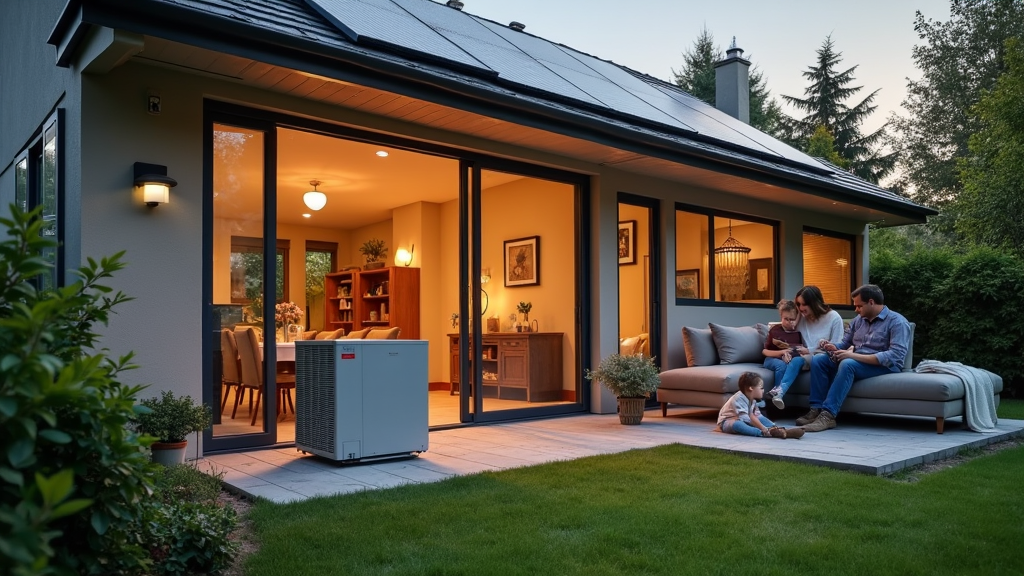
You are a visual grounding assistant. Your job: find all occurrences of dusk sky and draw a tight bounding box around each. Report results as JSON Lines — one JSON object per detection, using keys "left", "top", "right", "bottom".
{"left": 466, "top": 0, "right": 952, "bottom": 134}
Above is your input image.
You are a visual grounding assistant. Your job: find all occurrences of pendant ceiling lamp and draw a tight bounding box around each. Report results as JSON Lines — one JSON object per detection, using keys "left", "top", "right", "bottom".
{"left": 714, "top": 220, "right": 751, "bottom": 301}
{"left": 303, "top": 179, "right": 327, "bottom": 211}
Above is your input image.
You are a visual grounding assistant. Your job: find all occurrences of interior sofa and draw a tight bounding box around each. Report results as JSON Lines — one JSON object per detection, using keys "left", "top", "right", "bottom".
{"left": 657, "top": 323, "right": 1002, "bottom": 434}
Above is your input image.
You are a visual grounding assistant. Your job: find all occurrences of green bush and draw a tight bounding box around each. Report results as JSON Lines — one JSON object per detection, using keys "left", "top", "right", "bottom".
{"left": 0, "top": 205, "right": 156, "bottom": 574}
{"left": 133, "top": 390, "right": 212, "bottom": 444}
{"left": 870, "top": 244, "right": 1024, "bottom": 396}
{"left": 585, "top": 354, "right": 661, "bottom": 398}
{"left": 153, "top": 464, "right": 225, "bottom": 505}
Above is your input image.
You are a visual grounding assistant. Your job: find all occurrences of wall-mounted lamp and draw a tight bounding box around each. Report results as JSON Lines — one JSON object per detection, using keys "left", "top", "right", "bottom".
{"left": 480, "top": 267, "right": 490, "bottom": 315}
{"left": 303, "top": 179, "right": 327, "bottom": 211}
{"left": 394, "top": 244, "right": 415, "bottom": 267}
{"left": 133, "top": 162, "right": 177, "bottom": 207}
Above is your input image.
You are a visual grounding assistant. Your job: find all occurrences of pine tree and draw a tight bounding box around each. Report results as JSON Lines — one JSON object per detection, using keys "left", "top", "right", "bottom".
{"left": 671, "top": 28, "right": 784, "bottom": 137}
{"left": 782, "top": 36, "right": 895, "bottom": 182}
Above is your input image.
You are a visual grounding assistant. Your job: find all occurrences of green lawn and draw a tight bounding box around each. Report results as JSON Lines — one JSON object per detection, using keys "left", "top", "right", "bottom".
{"left": 243, "top": 400, "right": 1024, "bottom": 576}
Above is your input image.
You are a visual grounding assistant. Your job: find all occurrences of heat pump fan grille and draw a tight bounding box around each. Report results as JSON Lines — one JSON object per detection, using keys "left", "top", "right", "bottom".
{"left": 295, "top": 343, "right": 336, "bottom": 453}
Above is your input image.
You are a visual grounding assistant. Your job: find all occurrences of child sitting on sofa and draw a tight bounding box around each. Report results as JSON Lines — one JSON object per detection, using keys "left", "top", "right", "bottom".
{"left": 718, "top": 372, "right": 804, "bottom": 439}
{"left": 763, "top": 299, "right": 809, "bottom": 410}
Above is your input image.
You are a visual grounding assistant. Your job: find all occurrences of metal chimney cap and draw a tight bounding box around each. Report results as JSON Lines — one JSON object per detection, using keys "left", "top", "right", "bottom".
{"left": 509, "top": 21, "right": 525, "bottom": 31}
{"left": 445, "top": 0, "right": 464, "bottom": 10}
{"left": 726, "top": 36, "right": 744, "bottom": 58}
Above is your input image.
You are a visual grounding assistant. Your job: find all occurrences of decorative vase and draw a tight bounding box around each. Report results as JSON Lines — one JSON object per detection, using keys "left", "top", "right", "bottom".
{"left": 616, "top": 397, "right": 646, "bottom": 425}
{"left": 151, "top": 441, "right": 187, "bottom": 466}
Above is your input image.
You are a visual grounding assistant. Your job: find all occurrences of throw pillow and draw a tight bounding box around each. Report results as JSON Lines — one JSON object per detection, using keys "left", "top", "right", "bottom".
{"left": 682, "top": 326, "right": 718, "bottom": 367}
{"left": 709, "top": 323, "right": 765, "bottom": 364}
{"left": 619, "top": 336, "right": 640, "bottom": 356}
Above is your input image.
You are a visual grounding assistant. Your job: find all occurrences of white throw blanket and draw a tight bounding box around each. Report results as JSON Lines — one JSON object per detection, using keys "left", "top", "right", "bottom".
{"left": 915, "top": 360, "right": 998, "bottom": 433}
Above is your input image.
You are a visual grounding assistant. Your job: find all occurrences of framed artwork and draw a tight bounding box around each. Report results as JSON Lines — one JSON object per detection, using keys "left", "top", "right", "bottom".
{"left": 618, "top": 220, "right": 636, "bottom": 265}
{"left": 675, "top": 269, "right": 700, "bottom": 299}
{"left": 504, "top": 235, "right": 540, "bottom": 287}
{"left": 743, "top": 258, "right": 773, "bottom": 300}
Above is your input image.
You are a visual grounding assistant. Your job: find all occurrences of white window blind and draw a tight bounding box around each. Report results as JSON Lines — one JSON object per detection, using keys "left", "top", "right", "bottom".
{"left": 803, "top": 233, "right": 852, "bottom": 305}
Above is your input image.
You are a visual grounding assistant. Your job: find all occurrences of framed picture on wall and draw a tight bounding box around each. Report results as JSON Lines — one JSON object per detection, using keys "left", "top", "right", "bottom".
{"left": 504, "top": 235, "right": 540, "bottom": 287}
{"left": 675, "top": 269, "right": 700, "bottom": 299}
{"left": 743, "top": 258, "right": 773, "bottom": 300}
{"left": 618, "top": 220, "right": 636, "bottom": 265}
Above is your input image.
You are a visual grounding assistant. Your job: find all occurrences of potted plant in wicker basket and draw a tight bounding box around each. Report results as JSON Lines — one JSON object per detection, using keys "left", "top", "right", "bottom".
{"left": 133, "top": 391, "right": 212, "bottom": 466}
{"left": 359, "top": 238, "right": 388, "bottom": 270}
{"left": 585, "top": 353, "right": 660, "bottom": 424}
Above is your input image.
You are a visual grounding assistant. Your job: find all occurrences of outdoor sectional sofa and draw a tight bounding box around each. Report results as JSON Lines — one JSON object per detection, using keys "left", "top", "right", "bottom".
{"left": 657, "top": 323, "right": 1003, "bottom": 434}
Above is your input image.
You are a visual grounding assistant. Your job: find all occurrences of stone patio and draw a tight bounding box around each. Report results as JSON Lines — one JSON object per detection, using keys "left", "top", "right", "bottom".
{"left": 200, "top": 408, "right": 1024, "bottom": 503}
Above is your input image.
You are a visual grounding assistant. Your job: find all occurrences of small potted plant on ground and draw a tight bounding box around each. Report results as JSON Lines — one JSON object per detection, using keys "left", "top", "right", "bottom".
{"left": 585, "top": 353, "right": 660, "bottom": 424}
{"left": 359, "top": 238, "right": 388, "bottom": 269}
{"left": 133, "top": 391, "right": 213, "bottom": 466}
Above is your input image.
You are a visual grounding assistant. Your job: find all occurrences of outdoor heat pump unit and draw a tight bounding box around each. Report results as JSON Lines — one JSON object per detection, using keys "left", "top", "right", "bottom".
{"left": 294, "top": 339, "right": 428, "bottom": 462}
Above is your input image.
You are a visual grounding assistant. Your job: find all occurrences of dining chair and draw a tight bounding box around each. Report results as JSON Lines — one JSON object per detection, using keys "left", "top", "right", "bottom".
{"left": 220, "top": 329, "right": 243, "bottom": 415}
{"left": 297, "top": 330, "right": 317, "bottom": 340}
{"left": 364, "top": 327, "right": 401, "bottom": 339}
{"left": 234, "top": 327, "right": 297, "bottom": 426}
{"left": 342, "top": 327, "right": 372, "bottom": 339}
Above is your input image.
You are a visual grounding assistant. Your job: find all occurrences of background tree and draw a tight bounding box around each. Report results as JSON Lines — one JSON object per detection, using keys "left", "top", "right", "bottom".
{"left": 955, "top": 38, "right": 1024, "bottom": 255}
{"left": 805, "top": 125, "right": 849, "bottom": 169}
{"left": 782, "top": 36, "right": 895, "bottom": 183}
{"left": 887, "top": 0, "right": 1024, "bottom": 220}
{"left": 672, "top": 27, "right": 784, "bottom": 137}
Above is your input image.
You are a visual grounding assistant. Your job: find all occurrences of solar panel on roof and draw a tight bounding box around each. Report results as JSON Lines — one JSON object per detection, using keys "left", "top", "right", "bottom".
{"left": 303, "top": 0, "right": 493, "bottom": 75}
{"left": 389, "top": 0, "right": 603, "bottom": 105}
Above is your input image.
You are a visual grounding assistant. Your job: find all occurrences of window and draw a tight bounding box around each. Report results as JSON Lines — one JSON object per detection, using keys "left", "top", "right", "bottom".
{"left": 304, "top": 241, "right": 337, "bottom": 332}
{"left": 675, "top": 206, "right": 777, "bottom": 304}
{"left": 230, "top": 236, "right": 289, "bottom": 303}
{"left": 12, "top": 112, "right": 62, "bottom": 289}
{"left": 803, "top": 229, "right": 853, "bottom": 305}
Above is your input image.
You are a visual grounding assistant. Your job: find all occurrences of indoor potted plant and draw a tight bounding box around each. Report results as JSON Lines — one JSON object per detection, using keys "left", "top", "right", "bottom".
{"left": 585, "top": 353, "right": 660, "bottom": 424}
{"left": 359, "top": 238, "right": 388, "bottom": 269}
{"left": 133, "top": 390, "right": 212, "bottom": 465}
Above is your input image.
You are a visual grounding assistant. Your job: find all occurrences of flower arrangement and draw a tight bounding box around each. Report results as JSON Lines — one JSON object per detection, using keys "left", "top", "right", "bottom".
{"left": 450, "top": 312, "right": 459, "bottom": 328}
{"left": 516, "top": 301, "right": 532, "bottom": 315}
{"left": 275, "top": 301, "right": 304, "bottom": 327}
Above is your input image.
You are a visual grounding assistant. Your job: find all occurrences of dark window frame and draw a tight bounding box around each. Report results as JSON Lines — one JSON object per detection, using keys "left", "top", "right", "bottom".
{"left": 12, "top": 110, "right": 64, "bottom": 289}
{"left": 674, "top": 202, "right": 779, "bottom": 307}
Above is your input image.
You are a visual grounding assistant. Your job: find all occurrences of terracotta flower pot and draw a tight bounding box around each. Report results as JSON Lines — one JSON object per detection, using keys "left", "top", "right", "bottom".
{"left": 617, "top": 397, "right": 646, "bottom": 425}
{"left": 150, "top": 440, "right": 187, "bottom": 466}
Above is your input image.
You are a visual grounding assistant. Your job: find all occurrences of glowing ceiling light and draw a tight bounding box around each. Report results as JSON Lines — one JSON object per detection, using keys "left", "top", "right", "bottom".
{"left": 375, "top": 150, "right": 389, "bottom": 157}
{"left": 303, "top": 179, "right": 327, "bottom": 211}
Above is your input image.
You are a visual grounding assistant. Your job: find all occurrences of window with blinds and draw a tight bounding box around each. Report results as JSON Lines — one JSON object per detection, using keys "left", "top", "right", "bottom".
{"left": 803, "top": 231, "right": 853, "bottom": 305}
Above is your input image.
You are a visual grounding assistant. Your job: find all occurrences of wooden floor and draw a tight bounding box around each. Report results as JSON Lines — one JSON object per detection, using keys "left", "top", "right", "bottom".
{"left": 211, "top": 388, "right": 574, "bottom": 443}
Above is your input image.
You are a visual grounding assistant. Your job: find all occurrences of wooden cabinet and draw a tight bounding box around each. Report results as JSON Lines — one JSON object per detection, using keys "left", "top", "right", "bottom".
{"left": 325, "top": 267, "right": 420, "bottom": 338}
{"left": 448, "top": 332, "right": 563, "bottom": 402}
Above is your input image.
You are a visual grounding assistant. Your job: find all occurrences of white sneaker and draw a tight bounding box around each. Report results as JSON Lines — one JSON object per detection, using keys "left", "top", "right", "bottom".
{"left": 771, "top": 391, "right": 785, "bottom": 410}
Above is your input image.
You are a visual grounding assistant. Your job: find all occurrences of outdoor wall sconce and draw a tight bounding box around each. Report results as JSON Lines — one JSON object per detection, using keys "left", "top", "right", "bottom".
{"left": 303, "top": 179, "right": 327, "bottom": 211}
{"left": 134, "top": 162, "right": 177, "bottom": 207}
{"left": 395, "top": 244, "right": 415, "bottom": 267}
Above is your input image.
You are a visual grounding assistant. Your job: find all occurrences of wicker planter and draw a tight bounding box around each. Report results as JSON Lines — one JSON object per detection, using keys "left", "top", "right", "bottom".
{"left": 617, "top": 397, "right": 646, "bottom": 425}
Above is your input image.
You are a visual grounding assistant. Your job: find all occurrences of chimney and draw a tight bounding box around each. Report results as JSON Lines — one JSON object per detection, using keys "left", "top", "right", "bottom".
{"left": 713, "top": 37, "right": 750, "bottom": 124}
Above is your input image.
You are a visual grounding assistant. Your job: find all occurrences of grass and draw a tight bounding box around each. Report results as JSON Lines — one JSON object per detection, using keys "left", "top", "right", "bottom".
{"left": 241, "top": 400, "right": 1024, "bottom": 576}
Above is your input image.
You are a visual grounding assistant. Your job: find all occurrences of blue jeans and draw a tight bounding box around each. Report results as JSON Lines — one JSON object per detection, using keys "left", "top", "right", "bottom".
{"left": 810, "top": 354, "right": 893, "bottom": 416}
{"left": 763, "top": 356, "right": 805, "bottom": 396}
{"left": 721, "top": 415, "right": 775, "bottom": 437}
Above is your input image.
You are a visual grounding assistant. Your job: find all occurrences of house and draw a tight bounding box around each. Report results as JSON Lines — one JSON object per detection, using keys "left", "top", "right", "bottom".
{"left": 0, "top": 0, "right": 934, "bottom": 455}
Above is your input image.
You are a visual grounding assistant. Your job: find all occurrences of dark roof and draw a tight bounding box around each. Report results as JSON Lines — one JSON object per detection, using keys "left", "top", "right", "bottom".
{"left": 51, "top": 0, "right": 935, "bottom": 219}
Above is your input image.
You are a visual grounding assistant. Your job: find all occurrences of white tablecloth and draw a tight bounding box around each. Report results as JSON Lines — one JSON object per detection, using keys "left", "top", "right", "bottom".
{"left": 258, "top": 341, "right": 295, "bottom": 362}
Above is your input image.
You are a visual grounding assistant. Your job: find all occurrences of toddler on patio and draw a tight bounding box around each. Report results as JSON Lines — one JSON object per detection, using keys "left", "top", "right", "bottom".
{"left": 762, "top": 299, "right": 809, "bottom": 410}
{"left": 718, "top": 372, "right": 804, "bottom": 439}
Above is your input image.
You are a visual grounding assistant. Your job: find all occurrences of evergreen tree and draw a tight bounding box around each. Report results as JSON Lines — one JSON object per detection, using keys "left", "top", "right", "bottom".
{"left": 671, "top": 28, "right": 784, "bottom": 137}
{"left": 806, "top": 125, "right": 849, "bottom": 169}
{"left": 888, "top": 0, "right": 1024, "bottom": 215}
{"left": 782, "top": 36, "right": 895, "bottom": 182}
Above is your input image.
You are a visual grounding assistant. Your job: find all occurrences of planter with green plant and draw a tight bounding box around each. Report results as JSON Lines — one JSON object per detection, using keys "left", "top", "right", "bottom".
{"left": 360, "top": 238, "right": 388, "bottom": 269}
{"left": 133, "top": 391, "right": 212, "bottom": 465}
{"left": 585, "top": 353, "right": 660, "bottom": 424}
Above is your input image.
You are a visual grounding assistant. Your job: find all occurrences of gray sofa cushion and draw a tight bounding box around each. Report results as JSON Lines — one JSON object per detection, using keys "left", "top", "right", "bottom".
{"left": 659, "top": 364, "right": 772, "bottom": 394}
{"left": 682, "top": 327, "right": 718, "bottom": 367}
{"left": 709, "top": 323, "right": 764, "bottom": 364}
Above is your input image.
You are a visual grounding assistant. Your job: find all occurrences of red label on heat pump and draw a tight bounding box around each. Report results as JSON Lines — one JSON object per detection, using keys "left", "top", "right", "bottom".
{"left": 341, "top": 353, "right": 356, "bottom": 359}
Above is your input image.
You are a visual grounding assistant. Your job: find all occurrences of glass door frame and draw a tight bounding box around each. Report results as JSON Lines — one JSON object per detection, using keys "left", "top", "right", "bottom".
{"left": 458, "top": 158, "right": 592, "bottom": 424}
{"left": 617, "top": 191, "right": 662, "bottom": 371}
{"left": 202, "top": 106, "right": 281, "bottom": 452}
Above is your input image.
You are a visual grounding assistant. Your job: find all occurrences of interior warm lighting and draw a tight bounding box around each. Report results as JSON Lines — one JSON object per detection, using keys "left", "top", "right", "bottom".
{"left": 836, "top": 257, "right": 848, "bottom": 267}
{"left": 303, "top": 179, "right": 327, "bottom": 211}
{"left": 480, "top": 268, "right": 491, "bottom": 284}
{"left": 394, "top": 244, "right": 415, "bottom": 267}
{"left": 375, "top": 150, "right": 389, "bottom": 157}
{"left": 302, "top": 213, "right": 312, "bottom": 218}
{"left": 133, "top": 162, "right": 177, "bottom": 207}
{"left": 714, "top": 220, "right": 751, "bottom": 300}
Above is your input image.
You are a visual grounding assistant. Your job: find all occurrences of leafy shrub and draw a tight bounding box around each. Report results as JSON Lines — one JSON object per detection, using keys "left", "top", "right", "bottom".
{"left": 871, "top": 244, "right": 1024, "bottom": 396}
{"left": 133, "top": 391, "right": 212, "bottom": 444}
{"left": 585, "top": 354, "right": 661, "bottom": 398}
{"left": 0, "top": 205, "right": 156, "bottom": 574}
{"left": 153, "top": 463, "right": 224, "bottom": 505}
{"left": 143, "top": 500, "right": 238, "bottom": 576}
